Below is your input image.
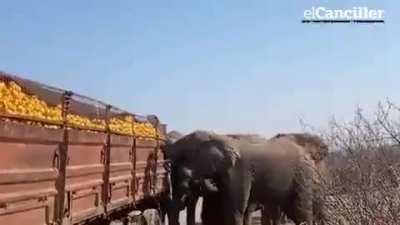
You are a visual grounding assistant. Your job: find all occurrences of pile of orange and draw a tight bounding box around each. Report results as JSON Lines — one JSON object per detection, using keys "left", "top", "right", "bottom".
{"left": 0, "top": 81, "right": 158, "bottom": 138}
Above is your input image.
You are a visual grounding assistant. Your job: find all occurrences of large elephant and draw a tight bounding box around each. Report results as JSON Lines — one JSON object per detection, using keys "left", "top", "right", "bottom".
{"left": 169, "top": 133, "right": 266, "bottom": 225}
{"left": 167, "top": 130, "right": 328, "bottom": 225}
{"left": 201, "top": 134, "right": 268, "bottom": 225}
{"left": 271, "top": 133, "right": 329, "bottom": 224}
{"left": 163, "top": 130, "right": 222, "bottom": 225}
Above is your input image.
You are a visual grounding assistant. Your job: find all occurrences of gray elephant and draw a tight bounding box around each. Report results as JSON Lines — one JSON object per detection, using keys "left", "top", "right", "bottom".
{"left": 168, "top": 132, "right": 265, "bottom": 225}
{"left": 167, "top": 130, "right": 328, "bottom": 225}
{"left": 271, "top": 133, "right": 329, "bottom": 224}
{"left": 203, "top": 134, "right": 283, "bottom": 225}
{"left": 165, "top": 131, "right": 221, "bottom": 225}
{"left": 200, "top": 134, "right": 267, "bottom": 225}
{"left": 163, "top": 130, "right": 221, "bottom": 225}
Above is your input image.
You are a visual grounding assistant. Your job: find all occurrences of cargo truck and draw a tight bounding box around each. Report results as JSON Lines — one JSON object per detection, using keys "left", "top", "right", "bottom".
{"left": 0, "top": 72, "right": 170, "bottom": 225}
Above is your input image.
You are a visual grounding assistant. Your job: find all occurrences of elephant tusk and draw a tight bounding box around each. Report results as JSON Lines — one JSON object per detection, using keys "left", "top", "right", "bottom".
{"left": 180, "top": 195, "right": 187, "bottom": 204}
{"left": 202, "top": 178, "right": 219, "bottom": 192}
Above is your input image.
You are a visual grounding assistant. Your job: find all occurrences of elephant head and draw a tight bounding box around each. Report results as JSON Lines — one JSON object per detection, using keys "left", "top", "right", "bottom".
{"left": 167, "top": 130, "right": 240, "bottom": 208}
{"left": 166, "top": 130, "right": 184, "bottom": 145}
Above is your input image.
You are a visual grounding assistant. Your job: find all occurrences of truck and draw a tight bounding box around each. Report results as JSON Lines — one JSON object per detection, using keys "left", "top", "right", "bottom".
{"left": 0, "top": 72, "right": 170, "bottom": 225}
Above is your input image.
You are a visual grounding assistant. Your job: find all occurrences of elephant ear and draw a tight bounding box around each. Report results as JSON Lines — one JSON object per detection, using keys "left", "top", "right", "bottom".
{"left": 168, "top": 131, "right": 240, "bottom": 177}
{"left": 207, "top": 134, "right": 240, "bottom": 171}
{"left": 167, "top": 130, "right": 214, "bottom": 162}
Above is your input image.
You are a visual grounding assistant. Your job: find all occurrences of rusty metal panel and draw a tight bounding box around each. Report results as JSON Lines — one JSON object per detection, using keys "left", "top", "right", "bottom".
{"left": 0, "top": 123, "right": 170, "bottom": 225}
{"left": 64, "top": 129, "right": 106, "bottom": 224}
{"left": 0, "top": 121, "right": 61, "bottom": 225}
{"left": 153, "top": 159, "right": 170, "bottom": 195}
{"left": 134, "top": 139, "right": 158, "bottom": 202}
{"left": 152, "top": 139, "right": 169, "bottom": 197}
{"left": 106, "top": 134, "right": 134, "bottom": 212}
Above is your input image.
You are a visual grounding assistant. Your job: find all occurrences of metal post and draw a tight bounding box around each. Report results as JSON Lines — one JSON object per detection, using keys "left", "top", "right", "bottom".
{"left": 55, "top": 91, "right": 72, "bottom": 225}
{"left": 131, "top": 115, "right": 137, "bottom": 203}
{"left": 153, "top": 118, "right": 160, "bottom": 196}
{"left": 102, "top": 105, "right": 111, "bottom": 213}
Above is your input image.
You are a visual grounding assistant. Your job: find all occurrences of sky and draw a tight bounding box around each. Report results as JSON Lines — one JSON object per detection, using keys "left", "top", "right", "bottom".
{"left": 0, "top": 1, "right": 398, "bottom": 136}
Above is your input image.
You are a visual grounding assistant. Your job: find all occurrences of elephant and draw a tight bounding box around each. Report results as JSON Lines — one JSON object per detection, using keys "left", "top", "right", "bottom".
{"left": 272, "top": 133, "right": 329, "bottom": 224}
{"left": 170, "top": 133, "right": 267, "bottom": 225}
{"left": 201, "top": 133, "right": 266, "bottom": 225}
{"left": 270, "top": 133, "right": 329, "bottom": 224}
{"left": 203, "top": 134, "right": 284, "bottom": 225}
{"left": 167, "top": 130, "right": 329, "bottom": 225}
{"left": 165, "top": 131, "right": 221, "bottom": 225}
{"left": 163, "top": 130, "right": 221, "bottom": 225}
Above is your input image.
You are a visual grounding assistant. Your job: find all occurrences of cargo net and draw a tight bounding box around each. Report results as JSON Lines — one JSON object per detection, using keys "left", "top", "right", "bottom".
{"left": 0, "top": 71, "right": 163, "bottom": 139}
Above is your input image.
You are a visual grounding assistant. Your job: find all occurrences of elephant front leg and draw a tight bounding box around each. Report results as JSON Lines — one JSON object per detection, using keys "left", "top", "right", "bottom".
{"left": 243, "top": 203, "right": 260, "bottom": 225}
{"left": 186, "top": 195, "right": 199, "bottom": 225}
{"left": 202, "top": 193, "right": 224, "bottom": 225}
{"left": 260, "top": 205, "right": 279, "bottom": 225}
{"left": 160, "top": 197, "right": 180, "bottom": 225}
{"left": 243, "top": 208, "right": 252, "bottom": 225}
{"left": 221, "top": 170, "right": 252, "bottom": 225}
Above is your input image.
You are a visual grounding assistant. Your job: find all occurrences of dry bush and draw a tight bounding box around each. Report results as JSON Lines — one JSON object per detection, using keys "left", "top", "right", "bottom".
{"left": 319, "top": 102, "right": 400, "bottom": 225}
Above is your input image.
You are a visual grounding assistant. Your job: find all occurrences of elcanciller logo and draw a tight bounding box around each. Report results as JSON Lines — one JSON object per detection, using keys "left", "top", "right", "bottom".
{"left": 302, "top": 7, "right": 385, "bottom": 23}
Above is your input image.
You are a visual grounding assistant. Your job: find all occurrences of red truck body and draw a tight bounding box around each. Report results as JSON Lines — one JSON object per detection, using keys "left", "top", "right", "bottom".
{"left": 0, "top": 73, "right": 170, "bottom": 225}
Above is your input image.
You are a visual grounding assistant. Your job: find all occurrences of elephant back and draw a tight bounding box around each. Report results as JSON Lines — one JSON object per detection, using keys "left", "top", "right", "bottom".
{"left": 226, "top": 133, "right": 267, "bottom": 143}
{"left": 272, "top": 133, "right": 329, "bottom": 163}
